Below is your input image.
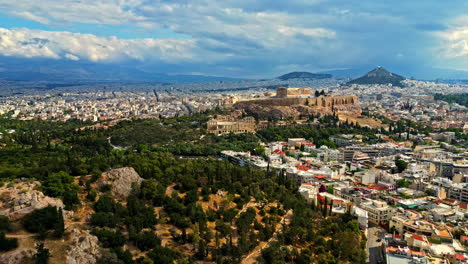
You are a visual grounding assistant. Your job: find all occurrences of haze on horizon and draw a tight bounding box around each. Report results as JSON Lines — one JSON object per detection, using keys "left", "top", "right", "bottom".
{"left": 0, "top": 0, "right": 468, "bottom": 79}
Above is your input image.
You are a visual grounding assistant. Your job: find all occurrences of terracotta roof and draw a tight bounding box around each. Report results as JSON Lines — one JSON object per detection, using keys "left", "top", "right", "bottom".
{"left": 459, "top": 202, "right": 467, "bottom": 210}
{"left": 413, "top": 234, "right": 424, "bottom": 241}
{"left": 455, "top": 254, "right": 465, "bottom": 261}
{"left": 315, "top": 175, "right": 327, "bottom": 179}
{"left": 367, "top": 185, "right": 387, "bottom": 191}
{"left": 296, "top": 165, "right": 310, "bottom": 171}
{"left": 437, "top": 229, "right": 451, "bottom": 238}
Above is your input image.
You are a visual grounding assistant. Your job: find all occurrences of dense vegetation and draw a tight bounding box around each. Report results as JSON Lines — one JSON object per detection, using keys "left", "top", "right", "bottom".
{"left": 83, "top": 152, "right": 366, "bottom": 263}
{"left": 22, "top": 206, "right": 65, "bottom": 239}
{"left": 434, "top": 93, "right": 468, "bottom": 107}
{"left": 0, "top": 113, "right": 370, "bottom": 262}
{"left": 257, "top": 117, "right": 385, "bottom": 148}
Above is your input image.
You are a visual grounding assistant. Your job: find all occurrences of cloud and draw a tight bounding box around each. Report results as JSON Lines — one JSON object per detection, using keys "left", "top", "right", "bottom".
{"left": 0, "top": 28, "right": 196, "bottom": 62}
{"left": 0, "top": 0, "right": 146, "bottom": 26}
{"left": 0, "top": 0, "right": 468, "bottom": 76}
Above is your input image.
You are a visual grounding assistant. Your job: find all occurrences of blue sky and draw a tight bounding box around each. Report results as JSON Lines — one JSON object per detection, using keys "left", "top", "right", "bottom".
{"left": 0, "top": 0, "right": 467, "bottom": 78}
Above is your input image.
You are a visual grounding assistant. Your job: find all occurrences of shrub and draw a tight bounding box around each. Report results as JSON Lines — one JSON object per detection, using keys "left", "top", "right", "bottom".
{"left": 0, "top": 232, "right": 18, "bottom": 251}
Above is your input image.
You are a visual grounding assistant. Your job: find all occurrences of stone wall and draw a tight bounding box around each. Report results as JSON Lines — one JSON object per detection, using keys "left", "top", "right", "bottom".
{"left": 232, "top": 94, "right": 361, "bottom": 120}
{"left": 237, "top": 95, "right": 358, "bottom": 107}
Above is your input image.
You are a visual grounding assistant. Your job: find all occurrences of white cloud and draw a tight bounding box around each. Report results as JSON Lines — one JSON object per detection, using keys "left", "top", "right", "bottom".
{"left": 64, "top": 53, "right": 79, "bottom": 61}
{"left": 11, "top": 11, "right": 51, "bottom": 25}
{"left": 0, "top": 28, "right": 197, "bottom": 62}
{"left": 0, "top": 0, "right": 148, "bottom": 26}
{"left": 1, "top": 0, "right": 464, "bottom": 76}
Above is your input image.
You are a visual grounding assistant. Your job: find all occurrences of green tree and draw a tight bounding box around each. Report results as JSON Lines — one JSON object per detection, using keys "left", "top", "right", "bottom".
{"left": 53, "top": 208, "right": 65, "bottom": 238}
{"left": 395, "top": 159, "right": 408, "bottom": 173}
{"left": 0, "top": 215, "right": 10, "bottom": 231}
{"left": 0, "top": 232, "right": 18, "bottom": 252}
{"left": 34, "top": 243, "right": 50, "bottom": 264}
{"left": 396, "top": 179, "right": 410, "bottom": 188}
{"left": 42, "top": 171, "right": 78, "bottom": 198}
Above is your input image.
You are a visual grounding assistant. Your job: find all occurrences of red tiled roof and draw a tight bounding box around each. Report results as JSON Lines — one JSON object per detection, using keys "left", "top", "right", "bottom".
{"left": 315, "top": 175, "right": 327, "bottom": 179}
{"left": 301, "top": 183, "right": 313, "bottom": 186}
{"left": 412, "top": 234, "right": 424, "bottom": 241}
{"left": 459, "top": 202, "right": 467, "bottom": 210}
{"left": 367, "top": 185, "right": 387, "bottom": 191}
{"left": 443, "top": 198, "right": 457, "bottom": 204}
{"left": 456, "top": 254, "right": 465, "bottom": 261}
{"left": 296, "top": 165, "right": 309, "bottom": 171}
{"left": 461, "top": 235, "right": 468, "bottom": 240}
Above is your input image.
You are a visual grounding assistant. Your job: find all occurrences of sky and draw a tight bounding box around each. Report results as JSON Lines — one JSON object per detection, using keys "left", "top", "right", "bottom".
{"left": 0, "top": 0, "right": 468, "bottom": 78}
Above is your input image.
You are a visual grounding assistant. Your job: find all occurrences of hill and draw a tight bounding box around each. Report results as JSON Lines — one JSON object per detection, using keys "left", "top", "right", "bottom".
{"left": 278, "top": 71, "right": 332, "bottom": 80}
{"left": 346, "top": 66, "right": 405, "bottom": 87}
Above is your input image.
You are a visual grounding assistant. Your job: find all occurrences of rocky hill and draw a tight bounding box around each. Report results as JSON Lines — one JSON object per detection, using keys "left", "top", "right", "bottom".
{"left": 278, "top": 71, "right": 332, "bottom": 80}
{"left": 346, "top": 66, "right": 405, "bottom": 87}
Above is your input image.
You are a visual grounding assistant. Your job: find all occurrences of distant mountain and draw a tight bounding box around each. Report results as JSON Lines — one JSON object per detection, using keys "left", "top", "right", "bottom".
{"left": 278, "top": 71, "right": 332, "bottom": 80}
{"left": 0, "top": 57, "right": 243, "bottom": 83}
{"left": 345, "top": 67, "right": 405, "bottom": 87}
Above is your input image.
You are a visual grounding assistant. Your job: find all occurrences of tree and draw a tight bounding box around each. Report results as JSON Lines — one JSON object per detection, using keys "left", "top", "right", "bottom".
{"left": 23, "top": 206, "right": 62, "bottom": 237}
{"left": 0, "top": 215, "right": 10, "bottom": 231}
{"left": 395, "top": 159, "right": 408, "bottom": 173}
{"left": 90, "top": 212, "right": 117, "bottom": 228}
{"left": 0, "top": 232, "right": 18, "bottom": 252}
{"left": 42, "top": 171, "right": 77, "bottom": 198}
{"left": 132, "top": 231, "right": 161, "bottom": 251}
{"left": 396, "top": 179, "right": 410, "bottom": 188}
{"left": 34, "top": 243, "right": 50, "bottom": 264}
{"left": 53, "top": 208, "right": 65, "bottom": 238}
{"left": 92, "top": 228, "right": 126, "bottom": 248}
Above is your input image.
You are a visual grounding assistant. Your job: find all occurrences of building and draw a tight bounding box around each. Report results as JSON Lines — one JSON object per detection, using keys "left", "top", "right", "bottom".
{"left": 276, "top": 87, "right": 312, "bottom": 98}
{"left": 359, "top": 199, "right": 392, "bottom": 226}
{"left": 449, "top": 184, "right": 468, "bottom": 203}
{"left": 207, "top": 116, "right": 256, "bottom": 135}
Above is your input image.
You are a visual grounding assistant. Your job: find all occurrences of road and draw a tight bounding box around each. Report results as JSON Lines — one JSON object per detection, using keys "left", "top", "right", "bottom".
{"left": 367, "top": 227, "right": 385, "bottom": 264}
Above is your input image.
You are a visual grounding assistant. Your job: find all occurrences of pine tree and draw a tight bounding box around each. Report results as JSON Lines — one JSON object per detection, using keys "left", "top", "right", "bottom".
{"left": 34, "top": 243, "right": 50, "bottom": 264}
{"left": 54, "top": 208, "right": 64, "bottom": 238}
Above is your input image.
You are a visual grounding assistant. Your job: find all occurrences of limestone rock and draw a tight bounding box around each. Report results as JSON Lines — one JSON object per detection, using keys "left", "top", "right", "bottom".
{"left": 66, "top": 229, "right": 101, "bottom": 264}
{"left": 0, "top": 181, "right": 64, "bottom": 221}
{"left": 0, "top": 248, "right": 35, "bottom": 264}
{"left": 97, "top": 167, "right": 143, "bottom": 199}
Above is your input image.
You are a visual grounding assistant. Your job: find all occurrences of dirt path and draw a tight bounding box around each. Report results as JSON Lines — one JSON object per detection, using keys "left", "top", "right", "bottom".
{"left": 241, "top": 209, "right": 293, "bottom": 264}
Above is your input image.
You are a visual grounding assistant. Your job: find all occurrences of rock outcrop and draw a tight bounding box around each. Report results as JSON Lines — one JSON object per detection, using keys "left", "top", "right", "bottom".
{"left": 233, "top": 91, "right": 361, "bottom": 120}
{"left": 0, "top": 181, "right": 64, "bottom": 221}
{"left": 66, "top": 229, "right": 101, "bottom": 264}
{"left": 0, "top": 248, "right": 35, "bottom": 264}
{"left": 97, "top": 167, "right": 143, "bottom": 199}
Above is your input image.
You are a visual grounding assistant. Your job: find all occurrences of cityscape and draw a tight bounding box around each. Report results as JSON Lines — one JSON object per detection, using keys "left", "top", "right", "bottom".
{"left": 0, "top": 1, "right": 467, "bottom": 264}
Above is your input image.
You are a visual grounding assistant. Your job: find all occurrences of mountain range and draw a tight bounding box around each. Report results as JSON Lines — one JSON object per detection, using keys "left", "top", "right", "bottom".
{"left": 1, "top": 56, "right": 468, "bottom": 83}
{"left": 0, "top": 57, "right": 242, "bottom": 83}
